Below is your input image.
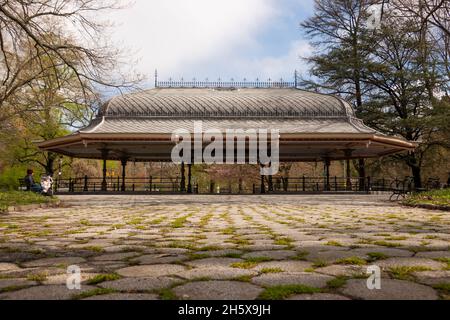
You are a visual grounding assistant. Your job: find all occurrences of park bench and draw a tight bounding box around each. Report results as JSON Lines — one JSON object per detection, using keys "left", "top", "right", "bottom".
{"left": 18, "top": 178, "right": 29, "bottom": 191}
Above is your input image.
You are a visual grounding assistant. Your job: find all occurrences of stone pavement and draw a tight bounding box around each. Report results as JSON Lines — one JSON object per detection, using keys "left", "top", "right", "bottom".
{"left": 0, "top": 194, "right": 448, "bottom": 300}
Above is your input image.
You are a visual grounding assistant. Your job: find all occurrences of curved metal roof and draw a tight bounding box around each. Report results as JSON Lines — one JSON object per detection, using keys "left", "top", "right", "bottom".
{"left": 100, "top": 88, "right": 356, "bottom": 119}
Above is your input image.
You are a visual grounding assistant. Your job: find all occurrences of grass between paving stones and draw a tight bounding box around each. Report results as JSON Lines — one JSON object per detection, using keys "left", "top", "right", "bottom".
{"left": 0, "top": 285, "right": 30, "bottom": 293}
{"left": 335, "top": 257, "right": 368, "bottom": 266}
{"left": 231, "top": 257, "right": 273, "bottom": 269}
{"left": 86, "top": 273, "right": 121, "bottom": 285}
{"left": 72, "top": 288, "right": 117, "bottom": 300}
{"left": 188, "top": 253, "right": 211, "bottom": 260}
{"left": 27, "top": 273, "right": 47, "bottom": 283}
{"left": 312, "top": 260, "right": 328, "bottom": 268}
{"left": 325, "top": 241, "right": 343, "bottom": 247}
{"left": 259, "top": 285, "right": 322, "bottom": 300}
{"left": 0, "top": 191, "right": 58, "bottom": 212}
{"left": 292, "top": 251, "right": 309, "bottom": 261}
{"left": 273, "top": 237, "right": 294, "bottom": 247}
{"left": 326, "top": 276, "right": 348, "bottom": 289}
{"left": 199, "top": 214, "right": 214, "bottom": 227}
{"left": 433, "top": 258, "right": 450, "bottom": 270}
{"left": 433, "top": 283, "right": 450, "bottom": 293}
{"left": 82, "top": 246, "right": 105, "bottom": 253}
{"left": 388, "top": 266, "right": 433, "bottom": 280}
{"left": 159, "top": 288, "right": 178, "bottom": 300}
{"left": 171, "top": 214, "right": 193, "bottom": 228}
{"left": 260, "top": 268, "right": 283, "bottom": 274}
{"left": 367, "top": 252, "right": 389, "bottom": 262}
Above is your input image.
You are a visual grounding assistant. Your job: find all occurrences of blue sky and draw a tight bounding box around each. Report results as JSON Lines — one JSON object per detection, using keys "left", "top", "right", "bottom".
{"left": 110, "top": 0, "right": 316, "bottom": 88}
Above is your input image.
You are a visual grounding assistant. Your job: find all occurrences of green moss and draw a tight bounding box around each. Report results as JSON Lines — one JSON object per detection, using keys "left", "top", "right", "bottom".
{"left": 325, "top": 241, "right": 343, "bottom": 247}
{"left": 367, "top": 252, "right": 389, "bottom": 261}
{"left": 231, "top": 261, "right": 258, "bottom": 269}
{"left": 260, "top": 268, "right": 283, "bottom": 274}
{"left": 188, "top": 253, "right": 211, "bottom": 260}
{"left": 27, "top": 273, "right": 47, "bottom": 282}
{"left": 312, "top": 260, "right": 328, "bottom": 268}
{"left": 82, "top": 246, "right": 104, "bottom": 253}
{"left": 292, "top": 251, "right": 309, "bottom": 261}
{"left": 259, "top": 285, "right": 321, "bottom": 300}
{"left": 433, "top": 283, "right": 450, "bottom": 293}
{"left": 327, "top": 277, "right": 347, "bottom": 289}
{"left": 274, "top": 237, "right": 294, "bottom": 246}
{"left": 159, "top": 288, "right": 177, "bottom": 300}
{"left": 373, "top": 241, "right": 402, "bottom": 248}
{"left": 335, "top": 257, "right": 367, "bottom": 266}
{"left": 86, "top": 273, "right": 121, "bottom": 285}
{"left": 389, "top": 266, "right": 433, "bottom": 280}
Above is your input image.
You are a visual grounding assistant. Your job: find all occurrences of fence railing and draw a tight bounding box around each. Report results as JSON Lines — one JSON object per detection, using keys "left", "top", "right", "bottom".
{"left": 50, "top": 175, "right": 443, "bottom": 195}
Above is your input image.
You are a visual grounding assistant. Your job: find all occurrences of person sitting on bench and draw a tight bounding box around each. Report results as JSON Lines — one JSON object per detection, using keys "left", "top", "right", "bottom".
{"left": 24, "top": 169, "right": 43, "bottom": 193}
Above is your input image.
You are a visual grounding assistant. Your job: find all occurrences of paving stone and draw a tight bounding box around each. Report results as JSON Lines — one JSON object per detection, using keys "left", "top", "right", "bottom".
{"left": 132, "top": 254, "right": 188, "bottom": 264}
{"left": 315, "top": 265, "right": 366, "bottom": 277}
{"left": 22, "top": 257, "right": 86, "bottom": 268}
{"left": 194, "top": 249, "right": 242, "bottom": 257}
{"left": 306, "top": 250, "right": 365, "bottom": 263}
{"left": 173, "top": 281, "right": 263, "bottom": 300}
{"left": 185, "top": 258, "right": 242, "bottom": 268}
{"left": 83, "top": 293, "right": 159, "bottom": 300}
{"left": 116, "top": 264, "right": 187, "bottom": 278}
{"left": 43, "top": 273, "right": 99, "bottom": 285}
{"left": 341, "top": 279, "right": 439, "bottom": 300}
{"left": 252, "top": 272, "right": 333, "bottom": 288}
{"left": 253, "top": 261, "right": 313, "bottom": 273}
{"left": 412, "top": 270, "right": 450, "bottom": 286}
{"left": 242, "top": 250, "right": 297, "bottom": 260}
{"left": 287, "top": 293, "right": 351, "bottom": 300}
{"left": 92, "top": 252, "right": 140, "bottom": 261}
{"left": 0, "top": 279, "right": 36, "bottom": 290}
{"left": 99, "top": 277, "right": 180, "bottom": 291}
{"left": 0, "top": 284, "right": 96, "bottom": 300}
{"left": 0, "top": 263, "right": 21, "bottom": 272}
{"left": 377, "top": 257, "right": 445, "bottom": 270}
{"left": 178, "top": 267, "right": 258, "bottom": 280}
{"left": 350, "top": 247, "right": 413, "bottom": 258}
{"left": 415, "top": 251, "right": 450, "bottom": 259}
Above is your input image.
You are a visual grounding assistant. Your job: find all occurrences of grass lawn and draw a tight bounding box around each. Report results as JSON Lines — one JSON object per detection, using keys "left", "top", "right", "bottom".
{"left": 0, "top": 191, "right": 58, "bottom": 212}
{"left": 404, "top": 189, "right": 450, "bottom": 208}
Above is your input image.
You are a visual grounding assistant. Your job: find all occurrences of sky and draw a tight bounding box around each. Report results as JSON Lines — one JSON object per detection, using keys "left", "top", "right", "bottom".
{"left": 109, "top": 0, "right": 316, "bottom": 87}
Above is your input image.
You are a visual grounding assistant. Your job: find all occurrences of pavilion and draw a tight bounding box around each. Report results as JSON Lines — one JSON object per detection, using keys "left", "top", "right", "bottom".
{"left": 38, "top": 79, "right": 416, "bottom": 194}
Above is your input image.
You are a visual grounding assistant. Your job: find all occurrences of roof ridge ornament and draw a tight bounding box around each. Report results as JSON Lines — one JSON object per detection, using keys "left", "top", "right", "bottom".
{"left": 155, "top": 71, "right": 299, "bottom": 89}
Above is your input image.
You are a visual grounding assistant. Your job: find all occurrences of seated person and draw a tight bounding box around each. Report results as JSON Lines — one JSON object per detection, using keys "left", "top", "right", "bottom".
{"left": 24, "top": 169, "right": 43, "bottom": 193}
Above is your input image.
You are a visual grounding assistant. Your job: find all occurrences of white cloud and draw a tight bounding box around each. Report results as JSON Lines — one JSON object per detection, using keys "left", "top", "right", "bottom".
{"left": 107, "top": 0, "right": 311, "bottom": 84}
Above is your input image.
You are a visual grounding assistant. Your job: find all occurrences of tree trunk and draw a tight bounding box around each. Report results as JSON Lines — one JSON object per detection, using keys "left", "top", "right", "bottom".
{"left": 45, "top": 153, "right": 56, "bottom": 175}
{"left": 411, "top": 165, "right": 422, "bottom": 190}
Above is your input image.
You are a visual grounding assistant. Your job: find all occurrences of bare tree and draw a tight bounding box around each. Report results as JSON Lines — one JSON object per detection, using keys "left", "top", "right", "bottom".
{"left": 393, "top": 0, "right": 450, "bottom": 36}
{"left": 0, "top": 0, "right": 142, "bottom": 122}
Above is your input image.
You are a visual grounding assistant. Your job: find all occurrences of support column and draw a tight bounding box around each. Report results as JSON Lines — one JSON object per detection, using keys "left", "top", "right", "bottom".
{"left": 268, "top": 175, "right": 274, "bottom": 192}
{"left": 121, "top": 158, "right": 127, "bottom": 192}
{"left": 101, "top": 149, "right": 109, "bottom": 192}
{"left": 180, "top": 162, "right": 186, "bottom": 192}
{"left": 344, "top": 150, "right": 353, "bottom": 191}
{"left": 359, "top": 159, "right": 366, "bottom": 191}
{"left": 324, "top": 158, "right": 331, "bottom": 191}
{"left": 260, "top": 175, "right": 266, "bottom": 194}
{"left": 187, "top": 164, "right": 192, "bottom": 194}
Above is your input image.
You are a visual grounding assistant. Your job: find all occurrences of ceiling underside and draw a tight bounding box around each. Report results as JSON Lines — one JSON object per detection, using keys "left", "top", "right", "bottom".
{"left": 43, "top": 138, "right": 412, "bottom": 162}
